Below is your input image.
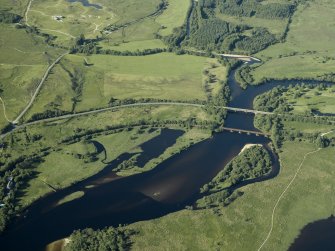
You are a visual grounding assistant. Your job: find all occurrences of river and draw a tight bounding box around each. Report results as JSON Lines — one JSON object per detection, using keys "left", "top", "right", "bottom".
{"left": 0, "top": 66, "right": 332, "bottom": 250}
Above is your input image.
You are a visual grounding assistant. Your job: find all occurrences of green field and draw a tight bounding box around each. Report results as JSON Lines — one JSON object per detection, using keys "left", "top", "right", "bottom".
{"left": 284, "top": 86, "right": 335, "bottom": 114}
{"left": 0, "top": 24, "right": 64, "bottom": 129}
{"left": 26, "top": 0, "right": 163, "bottom": 45}
{"left": 156, "top": 0, "right": 190, "bottom": 36}
{"left": 99, "top": 39, "right": 166, "bottom": 52}
{"left": 26, "top": 53, "right": 213, "bottom": 119}
{"left": 252, "top": 0, "right": 335, "bottom": 82}
{"left": 4, "top": 102, "right": 212, "bottom": 208}
{"left": 125, "top": 141, "right": 335, "bottom": 251}
{"left": 19, "top": 128, "right": 162, "bottom": 207}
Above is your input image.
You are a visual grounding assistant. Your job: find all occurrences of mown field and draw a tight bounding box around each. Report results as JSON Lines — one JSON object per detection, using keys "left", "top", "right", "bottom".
{"left": 126, "top": 140, "right": 335, "bottom": 251}
{"left": 252, "top": 0, "right": 335, "bottom": 82}
{"left": 25, "top": 52, "right": 215, "bottom": 120}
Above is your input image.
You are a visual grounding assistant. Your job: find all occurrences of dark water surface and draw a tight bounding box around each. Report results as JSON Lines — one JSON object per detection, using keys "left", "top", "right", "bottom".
{"left": 67, "top": 0, "right": 102, "bottom": 9}
{"left": 0, "top": 66, "right": 333, "bottom": 250}
{"left": 289, "top": 216, "right": 335, "bottom": 251}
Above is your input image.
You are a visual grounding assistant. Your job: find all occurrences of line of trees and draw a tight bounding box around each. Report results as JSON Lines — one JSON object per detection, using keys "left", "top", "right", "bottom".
{"left": 64, "top": 227, "right": 135, "bottom": 251}
{"left": 0, "top": 152, "right": 49, "bottom": 234}
{"left": 217, "top": 0, "right": 296, "bottom": 19}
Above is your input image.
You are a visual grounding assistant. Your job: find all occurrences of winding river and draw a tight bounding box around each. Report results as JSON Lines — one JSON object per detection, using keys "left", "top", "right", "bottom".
{"left": 0, "top": 66, "right": 332, "bottom": 250}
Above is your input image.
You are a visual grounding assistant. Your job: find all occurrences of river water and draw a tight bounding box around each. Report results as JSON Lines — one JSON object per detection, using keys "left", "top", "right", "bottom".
{"left": 289, "top": 216, "right": 335, "bottom": 251}
{"left": 0, "top": 66, "right": 332, "bottom": 250}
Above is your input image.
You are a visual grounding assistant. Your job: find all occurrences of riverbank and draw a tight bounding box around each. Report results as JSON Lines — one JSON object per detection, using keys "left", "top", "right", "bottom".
{"left": 239, "top": 143, "right": 262, "bottom": 154}
{"left": 123, "top": 141, "right": 335, "bottom": 251}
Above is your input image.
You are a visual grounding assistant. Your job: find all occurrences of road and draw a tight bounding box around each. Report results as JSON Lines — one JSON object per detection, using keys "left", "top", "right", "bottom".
{"left": 12, "top": 52, "right": 68, "bottom": 124}
{"left": 0, "top": 102, "right": 274, "bottom": 139}
{"left": 14, "top": 102, "right": 273, "bottom": 126}
{"left": 24, "top": 0, "right": 33, "bottom": 26}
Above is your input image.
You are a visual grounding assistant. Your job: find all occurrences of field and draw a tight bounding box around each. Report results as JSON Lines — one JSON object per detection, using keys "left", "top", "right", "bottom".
{"left": 26, "top": 0, "right": 163, "bottom": 45}
{"left": 4, "top": 102, "right": 212, "bottom": 207}
{"left": 126, "top": 140, "right": 335, "bottom": 251}
{"left": 217, "top": 13, "right": 288, "bottom": 38}
{"left": 156, "top": 0, "right": 190, "bottom": 36}
{"left": 0, "top": 24, "right": 64, "bottom": 129}
{"left": 284, "top": 86, "right": 335, "bottom": 115}
{"left": 18, "top": 128, "right": 162, "bottom": 207}
{"left": 252, "top": 0, "right": 335, "bottom": 82}
{"left": 99, "top": 39, "right": 166, "bottom": 52}
{"left": 25, "top": 53, "right": 214, "bottom": 119}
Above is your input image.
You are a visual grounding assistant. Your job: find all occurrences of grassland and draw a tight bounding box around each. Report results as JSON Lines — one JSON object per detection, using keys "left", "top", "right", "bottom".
{"left": 252, "top": 0, "right": 335, "bottom": 82}
{"left": 99, "top": 39, "right": 166, "bottom": 52}
{"left": 0, "top": 24, "right": 64, "bottom": 130}
{"left": 26, "top": 0, "right": 163, "bottom": 45}
{"left": 0, "top": 0, "right": 27, "bottom": 15}
{"left": 4, "top": 102, "right": 211, "bottom": 207}
{"left": 125, "top": 140, "right": 335, "bottom": 251}
{"left": 156, "top": 0, "right": 190, "bottom": 36}
{"left": 283, "top": 86, "right": 335, "bottom": 114}
{"left": 18, "top": 128, "right": 162, "bottom": 207}
{"left": 25, "top": 52, "right": 213, "bottom": 119}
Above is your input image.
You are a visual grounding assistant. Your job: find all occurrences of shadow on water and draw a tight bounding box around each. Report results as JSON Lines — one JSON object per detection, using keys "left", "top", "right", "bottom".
{"left": 67, "top": 0, "right": 102, "bottom": 9}
{"left": 288, "top": 216, "right": 335, "bottom": 251}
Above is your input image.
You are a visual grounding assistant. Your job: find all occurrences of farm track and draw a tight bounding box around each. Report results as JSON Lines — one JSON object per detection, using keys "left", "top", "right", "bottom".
{"left": 257, "top": 148, "right": 322, "bottom": 251}
{"left": 12, "top": 52, "right": 68, "bottom": 124}
{"left": 0, "top": 97, "right": 11, "bottom": 123}
{"left": 24, "top": 0, "right": 33, "bottom": 26}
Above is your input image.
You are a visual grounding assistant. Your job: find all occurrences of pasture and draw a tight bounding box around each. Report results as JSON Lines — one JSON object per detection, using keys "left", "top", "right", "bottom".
{"left": 25, "top": 0, "right": 163, "bottom": 45}
{"left": 127, "top": 141, "right": 335, "bottom": 251}
{"left": 25, "top": 53, "right": 212, "bottom": 120}
{"left": 0, "top": 24, "right": 64, "bottom": 129}
{"left": 252, "top": 0, "right": 335, "bottom": 83}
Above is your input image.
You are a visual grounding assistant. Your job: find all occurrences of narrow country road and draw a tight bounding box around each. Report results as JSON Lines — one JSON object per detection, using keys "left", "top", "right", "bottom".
{"left": 12, "top": 52, "right": 68, "bottom": 124}
{"left": 14, "top": 102, "right": 273, "bottom": 126}
{"left": 24, "top": 0, "right": 33, "bottom": 26}
{"left": 257, "top": 148, "right": 322, "bottom": 251}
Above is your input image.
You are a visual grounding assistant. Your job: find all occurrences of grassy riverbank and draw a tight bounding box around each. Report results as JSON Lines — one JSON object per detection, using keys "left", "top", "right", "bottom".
{"left": 2, "top": 104, "right": 211, "bottom": 207}
{"left": 124, "top": 141, "right": 334, "bottom": 251}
